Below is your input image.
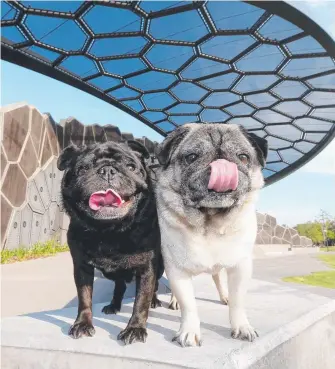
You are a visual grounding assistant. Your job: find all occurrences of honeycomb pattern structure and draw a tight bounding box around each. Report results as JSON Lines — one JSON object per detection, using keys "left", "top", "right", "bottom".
{"left": 1, "top": 1, "right": 335, "bottom": 185}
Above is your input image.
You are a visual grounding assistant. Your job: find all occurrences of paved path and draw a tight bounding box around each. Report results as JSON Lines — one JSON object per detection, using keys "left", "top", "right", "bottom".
{"left": 1, "top": 252, "right": 334, "bottom": 317}
{"left": 253, "top": 253, "right": 335, "bottom": 299}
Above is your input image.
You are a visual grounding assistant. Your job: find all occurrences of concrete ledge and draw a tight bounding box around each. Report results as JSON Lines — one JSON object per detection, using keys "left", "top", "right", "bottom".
{"left": 237, "top": 302, "right": 335, "bottom": 369}
{"left": 290, "top": 246, "right": 320, "bottom": 254}
{"left": 1, "top": 276, "right": 335, "bottom": 369}
{"left": 254, "top": 244, "right": 290, "bottom": 258}
{"left": 253, "top": 245, "right": 321, "bottom": 259}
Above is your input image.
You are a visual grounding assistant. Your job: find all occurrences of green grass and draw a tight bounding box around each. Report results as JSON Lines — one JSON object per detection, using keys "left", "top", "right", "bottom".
{"left": 283, "top": 254, "right": 335, "bottom": 289}
{"left": 0, "top": 239, "right": 69, "bottom": 264}
{"left": 320, "top": 246, "right": 335, "bottom": 252}
{"left": 318, "top": 253, "right": 335, "bottom": 269}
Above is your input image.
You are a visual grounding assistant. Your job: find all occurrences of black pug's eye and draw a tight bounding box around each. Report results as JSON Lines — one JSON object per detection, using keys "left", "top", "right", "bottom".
{"left": 238, "top": 154, "right": 249, "bottom": 165}
{"left": 126, "top": 163, "right": 136, "bottom": 171}
{"left": 77, "top": 166, "right": 88, "bottom": 175}
{"left": 185, "top": 153, "right": 198, "bottom": 164}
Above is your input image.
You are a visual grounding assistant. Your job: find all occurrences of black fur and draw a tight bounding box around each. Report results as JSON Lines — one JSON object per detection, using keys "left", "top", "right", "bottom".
{"left": 58, "top": 141, "right": 164, "bottom": 345}
{"left": 156, "top": 125, "right": 190, "bottom": 168}
{"left": 239, "top": 127, "right": 268, "bottom": 167}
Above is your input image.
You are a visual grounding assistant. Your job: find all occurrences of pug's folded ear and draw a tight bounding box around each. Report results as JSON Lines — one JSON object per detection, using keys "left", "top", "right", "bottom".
{"left": 127, "top": 140, "right": 150, "bottom": 160}
{"left": 156, "top": 126, "right": 190, "bottom": 168}
{"left": 240, "top": 127, "right": 268, "bottom": 167}
{"left": 57, "top": 144, "right": 81, "bottom": 171}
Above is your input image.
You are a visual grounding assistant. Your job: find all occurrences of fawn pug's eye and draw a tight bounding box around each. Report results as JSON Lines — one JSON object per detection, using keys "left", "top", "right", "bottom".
{"left": 185, "top": 153, "right": 198, "bottom": 164}
{"left": 238, "top": 154, "right": 249, "bottom": 165}
{"left": 127, "top": 163, "right": 136, "bottom": 171}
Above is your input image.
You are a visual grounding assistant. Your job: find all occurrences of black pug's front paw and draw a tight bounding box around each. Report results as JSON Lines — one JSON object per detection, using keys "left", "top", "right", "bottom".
{"left": 151, "top": 293, "right": 162, "bottom": 309}
{"left": 102, "top": 302, "right": 121, "bottom": 315}
{"left": 69, "top": 320, "right": 95, "bottom": 339}
{"left": 117, "top": 327, "right": 148, "bottom": 345}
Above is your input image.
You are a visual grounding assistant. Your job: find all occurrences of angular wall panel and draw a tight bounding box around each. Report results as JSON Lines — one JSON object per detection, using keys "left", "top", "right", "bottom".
{"left": 45, "top": 115, "right": 59, "bottom": 156}
{"left": 49, "top": 202, "right": 60, "bottom": 232}
{"left": 2, "top": 106, "right": 30, "bottom": 162}
{"left": 1, "top": 194, "right": 12, "bottom": 245}
{"left": 5, "top": 211, "right": 21, "bottom": 250}
{"left": 19, "top": 136, "right": 38, "bottom": 178}
{"left": 2, "top": 164, "right": 27, "bottom": 207}
{"left": 68, "top": 118, "right": 84, "bottom": 146}
{"left": 92, "top": 124, "right": 107, "bottom": 143}
{"left": 20, "top": 204, "right": 33, "bottom": 247}
{"left": 39, "top": 210, "right": 50, "bottom": 244}
{"left": 52, "top": 159, "right": 61, "bottom": 202}
{"left": 1, "top": 145, "right": 7, "bottom": 177}
{"left": 104, "top": 125, "right": 122, "bottom": 142}
{"left": 43, "top": 160, "right": 54, "bottom": 198}
{"left": 34, "top": 171, "right": 51, "bottom": 210}
{"left": 27, "top": 180, "right": 45, "bottom": 214}
{"left": 30, "top": 107, "right": 45, "bottom": 156}
{"left": 30, "top": 212, "right": 43, "bottom": 246}
{"left": 40, "top": 130, "right": 53, "bottom": 167}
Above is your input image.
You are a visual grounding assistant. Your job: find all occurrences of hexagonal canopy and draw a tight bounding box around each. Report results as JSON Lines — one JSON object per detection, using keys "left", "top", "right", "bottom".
{"left": 1, "top": 1, "right": 334, "bottom": 186}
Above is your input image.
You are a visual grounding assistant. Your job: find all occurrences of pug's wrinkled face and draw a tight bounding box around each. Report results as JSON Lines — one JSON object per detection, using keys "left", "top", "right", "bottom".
{"left": 156, "top": 124, "right": 268, "bottom": 209}
{"left": 58, "top": 141, "right": 150, "bottom": 225}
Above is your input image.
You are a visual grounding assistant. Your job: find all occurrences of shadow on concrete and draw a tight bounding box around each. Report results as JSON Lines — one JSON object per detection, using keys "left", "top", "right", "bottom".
{"left": 195, "top": 297, "right": 225, "bottom": 306}
{"left": 63, "top": 273, "right": 171, "bottom": 309}
{"left": 26, "top": 280, "right": 232, "bottom": 345}
{"left": 25, "top": 273, "right": 179, "bottom": 342}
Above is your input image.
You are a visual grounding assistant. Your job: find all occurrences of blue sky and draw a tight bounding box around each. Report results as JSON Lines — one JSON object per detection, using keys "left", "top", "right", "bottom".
{"left": 1, "top": 0, "right": 334, "bottom": 226}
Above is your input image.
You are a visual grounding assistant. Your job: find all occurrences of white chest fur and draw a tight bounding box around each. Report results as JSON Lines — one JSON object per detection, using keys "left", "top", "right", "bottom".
{"left": 159, "top": 202, "right": 257, "bottom": 275}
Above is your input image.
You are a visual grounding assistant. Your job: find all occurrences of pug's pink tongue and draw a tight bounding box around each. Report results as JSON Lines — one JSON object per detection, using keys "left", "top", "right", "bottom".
{"left": 89, "top": 189, "right": 123, "bottom": 211}
{"left": 208, "top": 159, "right": 238, "bottom": 192}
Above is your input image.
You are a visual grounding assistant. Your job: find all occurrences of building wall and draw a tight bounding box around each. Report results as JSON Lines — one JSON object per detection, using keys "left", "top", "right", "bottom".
{"left": 0, "top": 103, "right": 312, "bottom": 250}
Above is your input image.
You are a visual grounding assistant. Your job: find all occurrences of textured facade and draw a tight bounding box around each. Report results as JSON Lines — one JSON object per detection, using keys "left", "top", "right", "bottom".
{"left": 256, "top": 212, "right": 313, "bottom": 247}
{"left": 1, "top": 103, "right": 312, "bottom": 250}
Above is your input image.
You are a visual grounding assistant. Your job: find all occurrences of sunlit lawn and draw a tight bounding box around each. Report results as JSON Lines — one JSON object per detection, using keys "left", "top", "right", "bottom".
{"left": 1, "top": 239, "right": 69, "bottom": 264}
{"left": 283, "top": 254, "right": 335, "bottom": 289}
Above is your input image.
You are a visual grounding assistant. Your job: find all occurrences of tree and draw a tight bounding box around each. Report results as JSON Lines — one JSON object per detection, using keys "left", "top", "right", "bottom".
{"left": 296, "top": 211, "right": 335, "bottom": 249}
{"left": 296, "top": 223, "right": 323, "bottom": 244}
{"left": 317, "top": 210, "right": 335, "bottom": 250}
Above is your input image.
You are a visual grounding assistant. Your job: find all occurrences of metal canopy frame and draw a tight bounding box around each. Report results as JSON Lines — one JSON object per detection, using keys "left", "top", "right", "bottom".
{"left": 1, "top": 0, "right": 335, "bottom": 186}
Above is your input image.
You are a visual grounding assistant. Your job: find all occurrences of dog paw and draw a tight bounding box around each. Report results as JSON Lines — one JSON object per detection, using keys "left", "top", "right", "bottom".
{"left": 118, "top": 327, "right": 147, "bottom": 345}
{"left": 220, "top": 296, "right": 229, "bottom": 305}
{"left": 231, "top": 324, "right": 258, "bottom": 342}
{"left": 151, "top": 294, "right": 162, "bottom": 309}
{"left": 102, "top": 303, "right": 120, "bottom": 315}
{"left": 69, "top": 320, "right": 95, "bottom": 339}
{"left": 172, "top": 330, "right": 202, "bottom": 347}
{"left": 168, "top": 295, "right": 179, "bottom": 310}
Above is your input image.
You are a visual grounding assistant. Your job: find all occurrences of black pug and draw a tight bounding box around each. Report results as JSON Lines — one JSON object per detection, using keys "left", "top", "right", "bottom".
{"left": 57, "top": 140, "right": 164, "bottom": 345}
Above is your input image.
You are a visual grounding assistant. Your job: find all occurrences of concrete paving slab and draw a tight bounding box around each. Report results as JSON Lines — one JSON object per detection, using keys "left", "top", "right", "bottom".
{"left": 1, "top": 252, "right": 169, "bottom": 317}
{"left": 1, "top": 253, "right": 75, "bottom": 317}
{"left": 1, "top": 275, "right": 335, "bottom": 369}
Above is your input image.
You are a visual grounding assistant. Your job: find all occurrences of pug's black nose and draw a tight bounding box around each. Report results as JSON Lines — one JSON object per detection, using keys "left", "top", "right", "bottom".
{"left": 98, "top": 165, "right": 117, "bottom": 182}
